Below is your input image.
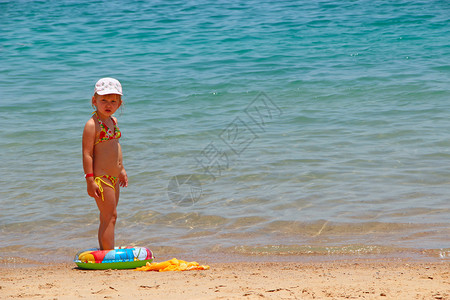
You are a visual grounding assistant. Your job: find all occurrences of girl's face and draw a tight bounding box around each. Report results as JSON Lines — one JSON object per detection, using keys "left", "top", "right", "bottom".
{"left": 92, "top": 94, "right": 122, "bottom": 117}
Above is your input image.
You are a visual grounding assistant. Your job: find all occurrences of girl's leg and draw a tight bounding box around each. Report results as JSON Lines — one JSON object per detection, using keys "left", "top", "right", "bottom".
{"left": 95, "top": 183, "right": 118, "bottom": 250}
{"left": 115, "top": 184, "right": 120, "bottom": 207}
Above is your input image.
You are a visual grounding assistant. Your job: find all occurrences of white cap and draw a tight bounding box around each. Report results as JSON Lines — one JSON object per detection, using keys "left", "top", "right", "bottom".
{"left": 94, "top": 78, "right": 123, "bottom": 95}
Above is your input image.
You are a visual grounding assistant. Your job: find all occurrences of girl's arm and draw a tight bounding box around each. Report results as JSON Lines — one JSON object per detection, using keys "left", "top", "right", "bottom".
{"left": 118, "top": 143, "right": 128, "bottom": 187}
{"left": 82, "top": 119, "right": 100, "bottom": 198}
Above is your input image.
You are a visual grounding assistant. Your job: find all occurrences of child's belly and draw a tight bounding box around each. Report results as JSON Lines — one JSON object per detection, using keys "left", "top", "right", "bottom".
{"left": 93, "top": 141, "right": 121, "bottom": 176}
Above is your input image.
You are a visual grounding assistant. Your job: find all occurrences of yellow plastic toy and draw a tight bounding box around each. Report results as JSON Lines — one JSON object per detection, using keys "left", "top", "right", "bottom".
{"left": 135, "top": 258, "right": 210, "bottom": 272}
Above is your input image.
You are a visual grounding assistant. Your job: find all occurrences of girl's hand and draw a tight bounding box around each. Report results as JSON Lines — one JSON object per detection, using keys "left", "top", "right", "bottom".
{"left": 119, "top": 168, "right": 128, "bottom": 188}
{"left": 87, "top": 179, "right": 101, "bottom": 199}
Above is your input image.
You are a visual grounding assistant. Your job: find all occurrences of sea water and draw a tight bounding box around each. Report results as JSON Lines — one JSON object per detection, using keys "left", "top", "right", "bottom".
{"left": 0, "top": 0, "right": 449, "bottom": 262}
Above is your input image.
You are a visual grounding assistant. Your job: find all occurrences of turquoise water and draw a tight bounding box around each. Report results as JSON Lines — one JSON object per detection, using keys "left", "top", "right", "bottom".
{"left": 0, "top": 0, "right": 449, "bottom": 262}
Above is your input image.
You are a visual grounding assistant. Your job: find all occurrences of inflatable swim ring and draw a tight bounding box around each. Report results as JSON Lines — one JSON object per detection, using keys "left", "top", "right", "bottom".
{"left": 74, "top": 246, "right": 153, "bottom": 270}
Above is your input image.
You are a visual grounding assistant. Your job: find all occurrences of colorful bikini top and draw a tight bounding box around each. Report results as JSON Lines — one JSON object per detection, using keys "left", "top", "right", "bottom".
{"left": 94, "top": 112, "right": 121, "bottom": 145}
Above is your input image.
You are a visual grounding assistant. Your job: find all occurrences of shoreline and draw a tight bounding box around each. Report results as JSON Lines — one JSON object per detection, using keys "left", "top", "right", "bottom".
{"left": 1, "top": 257, "right": 449, "bottom": 299}
{"left": 1, "top": 244, "right": 448, "bottom": 267}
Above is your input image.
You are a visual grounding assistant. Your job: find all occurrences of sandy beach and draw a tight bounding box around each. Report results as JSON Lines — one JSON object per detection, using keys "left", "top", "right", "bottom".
{"left": 1, "top": 259, "right": 448, "bottom": 299}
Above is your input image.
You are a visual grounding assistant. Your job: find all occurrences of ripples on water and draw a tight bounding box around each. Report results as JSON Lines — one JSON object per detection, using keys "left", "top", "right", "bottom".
{"left": 0, "top": 0, "right": 449, "bottom": 261}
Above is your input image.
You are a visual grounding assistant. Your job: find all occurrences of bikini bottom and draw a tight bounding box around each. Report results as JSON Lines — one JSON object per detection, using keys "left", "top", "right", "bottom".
{"left": 95, "top": 175, "right": 118, "bottom": 201}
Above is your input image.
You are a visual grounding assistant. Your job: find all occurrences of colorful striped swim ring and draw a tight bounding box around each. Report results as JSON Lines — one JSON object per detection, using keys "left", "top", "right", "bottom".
{"left": 74, "top": 246, "right": 154, "bottom": 270}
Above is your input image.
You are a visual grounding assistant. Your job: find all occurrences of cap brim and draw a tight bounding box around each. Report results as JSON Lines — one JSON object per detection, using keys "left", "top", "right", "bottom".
{"left": 96, "top": 90, "right": 123, "bottom": 96}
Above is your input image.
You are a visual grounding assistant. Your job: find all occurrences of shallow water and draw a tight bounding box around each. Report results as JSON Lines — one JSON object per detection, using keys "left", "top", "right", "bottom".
{"left": 0, "top": 0, "right": 449, "bottom": 262}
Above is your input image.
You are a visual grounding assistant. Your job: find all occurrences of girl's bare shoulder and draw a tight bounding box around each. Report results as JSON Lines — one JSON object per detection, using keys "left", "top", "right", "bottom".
{"left": 83, "top": 116, "right": 97, "bottom": 134}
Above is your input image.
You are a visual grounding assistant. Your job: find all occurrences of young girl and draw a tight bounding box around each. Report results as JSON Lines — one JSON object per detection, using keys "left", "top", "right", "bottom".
{"left": 82, "top": 77, "right": 128, "bottom": 250}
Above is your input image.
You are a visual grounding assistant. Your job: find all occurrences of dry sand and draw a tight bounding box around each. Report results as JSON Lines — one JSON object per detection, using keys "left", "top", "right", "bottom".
{"left": 1, "top": 259, "right": 448, "bottom": 299}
